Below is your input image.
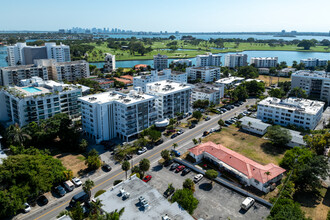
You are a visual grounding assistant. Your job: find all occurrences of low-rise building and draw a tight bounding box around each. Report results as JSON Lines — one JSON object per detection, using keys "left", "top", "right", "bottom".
{"left": 192, "top": 83, "right": 221, "bottom": 105}
{"left": 196, "top": 53, "right": 221, "bottom": 67}
{"left": 0, "top": 59, "right": 90, "bottom": 86}
{"left": 188, "top": 142, "right": 286, "bottom": 193}
{"left": 0, "top": 77, "right": 82, "bottom": 127}
{"left": 279, "top": 68, "right": 296, "bottom": 77}
{"left": 215, "top": 77, "right": 245, "bottom": 98}
{"left": 172, "top": 59, "right": 192, "bottom": 67}
{"left": 133, "top": 69, "right": 187, "bottom": 92}
{"left": 97, "top": 175, "right": 193, "bottom": 220}
{"left": 113, "top": 77, "right": 133, "bottom": 86}
{"left": 153, "top": 54, "right": 168, "bottom": 71}
{"left": 186, "top": 66, "right": 221, "bottom": 83}
{"left": 300, "top": 58, "right": 328, "bottom": 68}
{"left": 257, "top": 97, "right": 324, "bottom": 130}
{"left": 258, "top": 68, "right": 270, "bottom": 75}
{"left": 79, "top": 88, "right": 157, "bottom": 143}
{"left": 224, "top": 53, "right": 248, "bottom": 68}
{"left": 146, "top": 80, "right": 192, "bottom": 120}
{"left": 250, "top": 57, "right": 278, "bottom": 68}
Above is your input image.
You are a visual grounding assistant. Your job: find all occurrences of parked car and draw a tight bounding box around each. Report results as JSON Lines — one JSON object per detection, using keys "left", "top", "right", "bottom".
{"left": 205, "top": 116, "right": 211, "bottom": 121}
{"left": 171, "top": 149, "right": 181, "bottom": 157}
{"left": 241, "top": 197, "right": 255, "bottom": 210}
{"left": 23, "top": 203, "right": 31, "bottom": 213}
{"left": 102, "top": 164, "right": 112, "bottom": 172}
{"left": 225, "top": 120, "right": 233, "bottom": 125}
{"left": 171, "top": 133, "right": 178, "bottom": 139}
{"left": 203, "top": 131, "right": 209, "bottom": 136}
{"left": 189, "top": 124, "right": 196, "bottom": 129}
{"left": 177, "top": 129, "right": 184, "bottom": 135}
{"left": 142, "top": 175, "right": 152, "bottom": 182}
{"left": 124, "top": 154, "right": 133, "bottom": 160}
{"left": 163, "top": 187, "right": 175, "bottom": 198}
{"left": 69, "top": 191, "right": 89, "bottom": 207}
{"left": 194, "top": 174, "right": 204, "bottom": 183}
{"left": 182, "top": 168, "right": 191, "bottom": 175}
{"left": 176, "top": 165, "right": 185, "bottom": 172}
{"left": 37, "top": 195, "right": 49, "bottom": 206}
{"left": 64, "top": 180, "right": 75, "bottom": 192}
{"left": 137, "top": 147, "right": 147, "bottom": 155}
{"left": 155, "top": 139, "right": 164, "bottom": 145}
{"left": 55, "top": 185, "right": 66, "bottom": 197}
{"left": 221, "top": 108, "right": 227, "bottom": 112}
{"left": 163, "top": 159, "right": 173, "bottom": 167}
{"left": 234, "top": 103, "right": 240, "bottom": 107}
{"left": 72, "top": 177, "right": 82, "bottom": 187}
{"left": 170, "top": 163, "right": 180, "bottom": 170}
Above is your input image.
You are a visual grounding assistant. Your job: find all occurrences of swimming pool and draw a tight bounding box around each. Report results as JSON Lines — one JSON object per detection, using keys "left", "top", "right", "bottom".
{"left": 22, "top": 87, "right": 42, "bottom": 93}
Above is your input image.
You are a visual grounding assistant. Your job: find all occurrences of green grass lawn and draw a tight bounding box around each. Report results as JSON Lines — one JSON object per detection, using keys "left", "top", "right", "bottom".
{"left": 84, "top": 41, "right": 330, "bottom": 62}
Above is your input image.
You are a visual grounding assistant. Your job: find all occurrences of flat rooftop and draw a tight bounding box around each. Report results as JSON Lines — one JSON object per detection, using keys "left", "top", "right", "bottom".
{"left": 215, "top": 77, "right": 245, "bottom": 85}
{"left": 188, "top": 66, "right": 220, "bottom": 70}
{"left": 98, "top": 175, "right": 193, "bottom": 220}
{"left": 292, "top": 70, "right": 328, "bottom": 79}
{"left": 258, "top": 97, "right": 324, "bottom": 115}
{"left": 193, "top": 83, "right": 218, "bottom": 94}
{"left": 146, "top": 80, "right": 192, "bottom": 94}
{"left": 79, "top": 90, "right": 155, "bottom": 105}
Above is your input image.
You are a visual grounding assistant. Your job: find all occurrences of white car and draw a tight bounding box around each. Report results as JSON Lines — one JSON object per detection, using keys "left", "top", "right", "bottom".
{"left": 72, "top": 177, "right": 82, "bottom": 187}
{"left": 137, "top": 147, "right": 147, "bottom": 155}
{"left": 23, "top": 203, "right": 31, "bottom": 213}
{"left": 194, "top": 174, "right": 203, "bottom": 183}
{"left": 241, "top": 197, "right": 255, "bottom": 210}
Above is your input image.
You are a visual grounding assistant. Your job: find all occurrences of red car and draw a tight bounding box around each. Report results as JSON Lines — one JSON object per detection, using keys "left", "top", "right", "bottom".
{"left": 143, "top": 175, "right": 152, "bottom": 182}
{"left": 176, "top": 165, "right": 185, "bottom": 172}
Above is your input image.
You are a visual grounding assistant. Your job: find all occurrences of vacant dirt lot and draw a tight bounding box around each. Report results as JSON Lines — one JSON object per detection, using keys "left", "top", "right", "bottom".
{"left": 54, "top": 153, "right": 87, "bottom": 177}
{"left": 258, "top": 75, "right": 291, "bottom": 86}
{"left": 202, "top": 126, "right": 286, "bottom": 165}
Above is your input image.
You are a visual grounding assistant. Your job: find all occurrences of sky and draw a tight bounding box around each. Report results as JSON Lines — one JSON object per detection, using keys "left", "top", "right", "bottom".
{"left": 1, "top": 0, "right": 330, "bottom": 32}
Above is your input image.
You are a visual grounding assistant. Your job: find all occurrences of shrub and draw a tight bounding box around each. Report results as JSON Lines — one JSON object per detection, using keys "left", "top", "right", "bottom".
{"left": 95, "top": 190, "right": 106, "bottom": 197}
{"left": 113, "top": 180, "right": 123, "bottom": 186}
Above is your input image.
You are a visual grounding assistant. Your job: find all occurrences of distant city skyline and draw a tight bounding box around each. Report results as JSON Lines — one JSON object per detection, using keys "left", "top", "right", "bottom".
{"left": 1, "top": 0, "right": 330, "bottom": 32}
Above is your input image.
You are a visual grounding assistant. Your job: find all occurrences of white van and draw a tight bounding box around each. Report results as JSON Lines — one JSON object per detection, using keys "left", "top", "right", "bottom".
{"left": 241, "top": 197, "right": 255, "bottom": 210}
{"left": 64, "top": 180, "right": 75, "bottom": 192}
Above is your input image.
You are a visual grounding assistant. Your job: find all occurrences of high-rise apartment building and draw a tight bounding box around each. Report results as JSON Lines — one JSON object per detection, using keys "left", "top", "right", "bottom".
{"left": 0, "top": 77, "right": 82, "bottom": 127}
{"left": 224, "top": 53, "right": 248, "bottom": 68}
{"left": 103, "top": 53, "right": 116, "bottom": 73}
{"left": 153, "top": 54, "right": 168, "bottom": 71}
{"left": 300, "top": 58, "right": 328, "bottom": 68}
{"left": 250, "top": 57, "right": 278, "bottom": 68}
{"left": 7, "top": 42, "right": 70, "bottom": 66}
{"left": 196, "top": 53, "right": 221, "bottom": 67}
{"left": 186, "top": 66, "right": 221, "bottom": 83}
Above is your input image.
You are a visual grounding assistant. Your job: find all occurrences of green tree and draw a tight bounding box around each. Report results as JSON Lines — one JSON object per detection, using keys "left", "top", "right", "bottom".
{"left": 237, "top": 66, "right": 259, "bottom": 79}
{"left": 139, "top": 158, "right": 150, "bottom": 177}
{"left": 82, "top": 179, "right": 94, "bottom": 200}
{"left": 148, "top": 129, "right": 161, "bottom": 144}
{"left": 6, "top": 123, "right": 31, "bottom": 146}
{"left": 171, "top": 188, "right": 199, "bottom": 214}
{"left": 303, "top": 133, "right": 330, "bottom": 155}
{"left": 103, "top": 207, "right": 125, "bottom": 220}
{"left": 183, "top": 178, "right": 195, "bottom": 192}
{"left": 90, "top": 198, "right": 103, "bottom": 216}
{"left": 161, "top": 149, "right": 171, "bottom": 161}
{"left": 85, "top": 149, "right": 101, "bottom": 170}
{"left": 79, "top": 139, "right": 88, "bottom": 152}
{"left": 290, "top": 87, "right": 308, "bottom": 98}
{"left": 172, "top": 143, "right": 178, "bottom": 149}
{"left": 70, "top": 202, "right": 84, "bottom": 220}
{"left": 121, "top": 161, "right": 130, "bottom": 180}
{"left": 268, "top": 88, "right": 286, "bottom": 98}
{"left": 218, "top": 119, "right": 225, "bottom": 130}
{"left": 169, "top": 35, "right": 176, "bottom": 40}
{"left": 266, "top": 125, "right": 292, "bottom": 147}
{"left": 205, "top": 169, "right": 218, "bottom": 185}
{"left": 297, "top": 40, "right": 315, "bottom": 50}
{"left": 192, "top": 111, "right": 202, "bottom": 121}
{"left": 192, "top": 138, "right": 198, "bottom": 145}
{"left": 268, "top": 197, "right": 307, "bottom": 220}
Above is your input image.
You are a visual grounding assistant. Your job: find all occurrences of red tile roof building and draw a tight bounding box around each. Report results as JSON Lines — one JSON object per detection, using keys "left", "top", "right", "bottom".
{"left": 120, "top": 75, "right": 134, "bottom": 81}
{"left": 188, "top": 141, "right": 286, "bottom": 193}
{"left": 113, "top": 77, "right": 133, "bottom": 85}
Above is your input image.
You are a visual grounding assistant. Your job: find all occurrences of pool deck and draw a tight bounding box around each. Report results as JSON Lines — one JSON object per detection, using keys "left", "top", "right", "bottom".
{"left": 13, "top": 86, "right": 51, "bottom": 97}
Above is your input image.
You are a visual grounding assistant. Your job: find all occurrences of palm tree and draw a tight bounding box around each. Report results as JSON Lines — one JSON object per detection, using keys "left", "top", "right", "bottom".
{"left": 6, "top": 123, "right": 31, "bottom": 146}
{"left": 90, "top": 198, "right": 103, "bottom": 215}
{"left": 104, "top": 208, "right": 125, "bottom": 220}
{"left": 172, "top": 143, "right": 178, "bottom": 149}
{"left": 121, "top": 161, "right": 130, "bottom": 180}
{"left": 83, "top": 179, "right": 95, "bottom": 200}
{"left": 247, "top": 121, "right": 252, "bottom": 134}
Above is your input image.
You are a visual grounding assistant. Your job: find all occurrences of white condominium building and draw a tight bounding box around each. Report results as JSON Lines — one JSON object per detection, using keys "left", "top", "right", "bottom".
{"left": 104, "top": 53, "right": 116, "bottom": 73}
{"left": 250, "top": 57, "right": 278, "bottom": 68}
{"left": 172, "top": 59, "right": 192, "bottom": 67}
{"left": 192, "top": 83, "right": 221, "bottom": 105}
{"left": 79, "top": 89, "right": 157, "bottom": 143}
{"left": 215, "top": 76, "right": 245, "bottom": 98}
{"left": 257, "top": 97, "right": 324, "bottom": 130}
{"left": 146, "top": 80, "right": 192, "bottom": 120}
{"left": 153, "top": 54, "right": 168, "bottom": 71}
{"left": 196, "top": 53, "right": 221, "bottom": 67}
{"left": 133, "top": 69, "right": 187, "bottom": 92}
{"left": 291, "top": 70, "right": 330, "bottom": 103}
{"left": 7, "top": 42, "right": 70, "bottom": 66}
{"left": 224, "top": 53, "right": 248, "bottom": 68}
{"left": 0, "top": 77, "right": 82, "bottom": 127}
{"left": 186, "top": 66, "right": 221, "bottom": 83}
{"left": 300, "top": 58, "right": 328, "bottom": 68}
{"left": 0, "top": 59, "right": 90, "bottom": 86}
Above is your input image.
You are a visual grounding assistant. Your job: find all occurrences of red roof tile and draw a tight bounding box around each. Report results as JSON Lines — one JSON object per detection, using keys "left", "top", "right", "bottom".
{"left": 188, "top": 142, "right": 286, "bottom": 183}
{"left": 120, "top": 75, "right": 134, "bottom": 81}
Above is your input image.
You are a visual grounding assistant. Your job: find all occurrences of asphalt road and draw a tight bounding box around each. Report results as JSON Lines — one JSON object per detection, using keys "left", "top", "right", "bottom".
{"left": 17, "top": 98, "right": 256, "bottom": 220}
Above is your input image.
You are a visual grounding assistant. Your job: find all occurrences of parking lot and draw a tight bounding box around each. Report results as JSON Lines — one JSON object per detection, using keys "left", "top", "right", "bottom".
{"left": 147, "top": 163, "right": 270, "bottom": 220}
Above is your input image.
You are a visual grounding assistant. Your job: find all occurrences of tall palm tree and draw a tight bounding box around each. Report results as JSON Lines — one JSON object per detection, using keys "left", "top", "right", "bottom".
{"left": 83, "top": 179, "right": 95, "bottom": 200}
{"left": 172, "top": 143, "right": 178, "bottom": 149}
{"left": 6, "top": 123, "right": 31, "bottom": 146}
{"left": 103, "top": 208, "right": 125, "bottom": 220}
{"left": 90, "top": 198, "right": 103, "bottom": 216}
{"left": 121, "top": 161, "right": 130, "bottom": 180}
